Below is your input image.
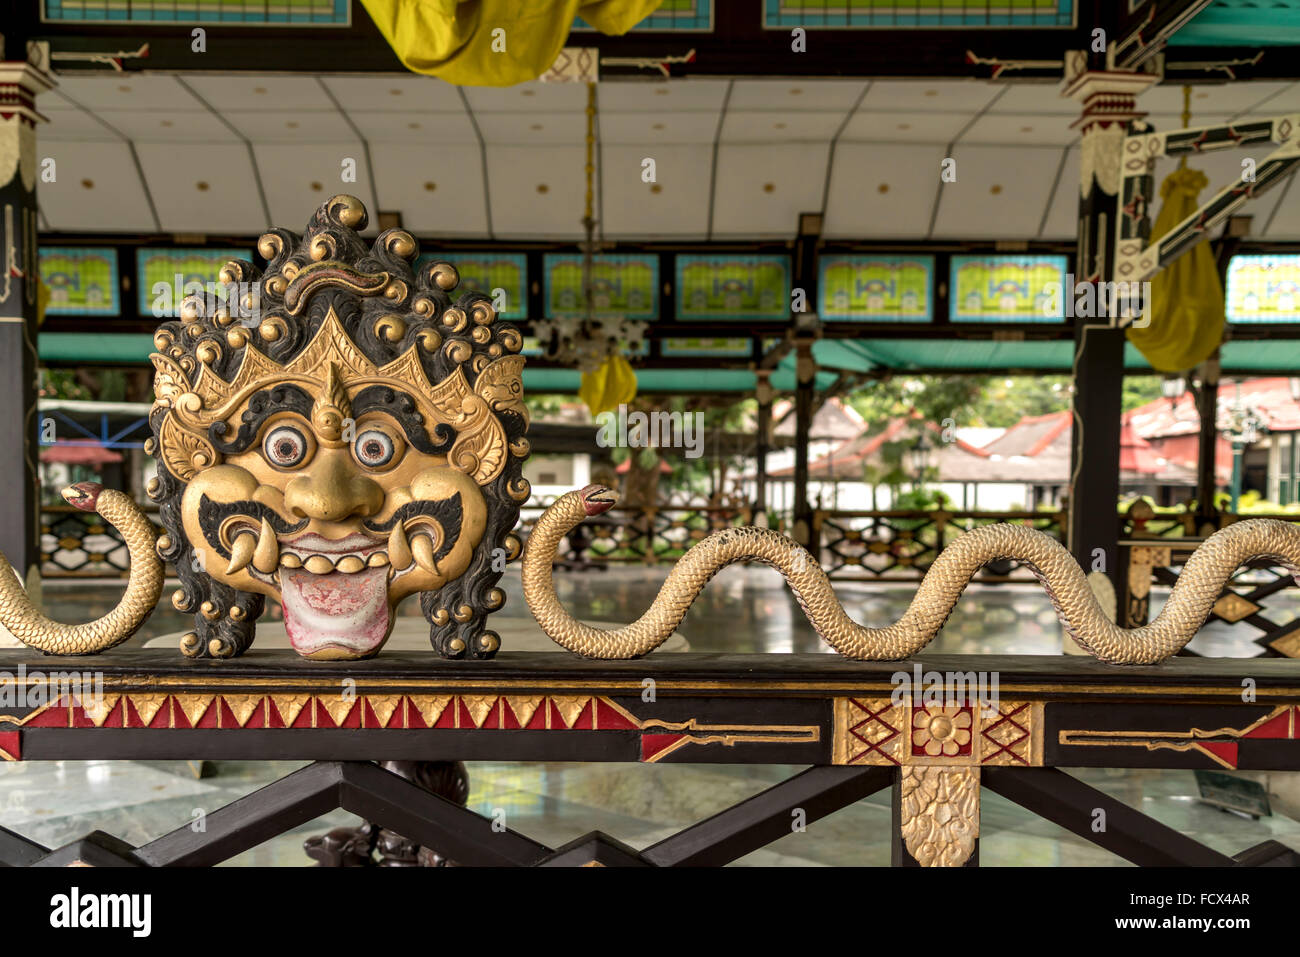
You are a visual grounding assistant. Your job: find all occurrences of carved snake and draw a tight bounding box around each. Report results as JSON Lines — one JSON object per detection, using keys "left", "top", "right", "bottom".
{"left": 523, "top": 484, "right": 1300, "bottom": 664}
{"left": 0, "top": 484, "right": 163, "bottom": 655}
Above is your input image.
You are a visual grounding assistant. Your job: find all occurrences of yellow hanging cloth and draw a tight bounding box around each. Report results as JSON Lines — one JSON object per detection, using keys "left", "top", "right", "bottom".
{"left": 1126, "top": 167, "right": 1226, "bottom": 373}
{"left": 359, "top": 0, "right": 663, "bottom": 86}
{"left": 579, "top": 353, "right": 637, "bottom": 417}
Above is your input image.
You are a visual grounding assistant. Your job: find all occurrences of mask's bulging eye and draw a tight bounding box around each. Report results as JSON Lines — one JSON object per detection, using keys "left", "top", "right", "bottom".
{"left": 264, "top": 425, "right": 309, "bottom": 468}
{"left": 354, "top": 429, "right": 395, "bottom": 468}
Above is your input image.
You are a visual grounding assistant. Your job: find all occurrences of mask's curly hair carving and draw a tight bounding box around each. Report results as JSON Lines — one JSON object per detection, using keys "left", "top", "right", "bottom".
{"left": 147, "top": 195, "right": 529, "bottom": 659}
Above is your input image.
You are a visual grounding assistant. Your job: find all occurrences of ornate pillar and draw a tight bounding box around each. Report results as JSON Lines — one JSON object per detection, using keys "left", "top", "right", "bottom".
{"left": 0, "top": 50, "right": 55, "bottom": 579}
{"left": 754, "top": 370, "right": 772, "bottom": 525}
{"left": 1060, "top": 56, "right": 1157, "bottom": 592}
{"left": 792, "top": 340, "right": 815, "bottom": 550}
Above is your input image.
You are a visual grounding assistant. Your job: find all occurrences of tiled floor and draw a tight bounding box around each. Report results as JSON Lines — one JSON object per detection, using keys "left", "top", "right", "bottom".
{"left": 5, "top": 565, "right": 1299, "bottom": 865}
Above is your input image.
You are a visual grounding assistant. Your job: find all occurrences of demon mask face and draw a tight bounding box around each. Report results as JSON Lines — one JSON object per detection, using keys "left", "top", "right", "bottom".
{"left": 147, "top": 195, "right": 529, "bottom": 660}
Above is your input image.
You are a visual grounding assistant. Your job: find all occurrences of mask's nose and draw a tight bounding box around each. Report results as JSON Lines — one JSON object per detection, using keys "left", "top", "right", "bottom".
{"left": 283, "top": 449, "right": 384, "bottom": 523}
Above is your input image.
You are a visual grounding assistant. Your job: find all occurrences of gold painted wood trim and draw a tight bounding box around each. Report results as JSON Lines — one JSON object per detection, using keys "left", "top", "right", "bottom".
{"left": 898, "top": 766, "right": 979, "bottom": 867}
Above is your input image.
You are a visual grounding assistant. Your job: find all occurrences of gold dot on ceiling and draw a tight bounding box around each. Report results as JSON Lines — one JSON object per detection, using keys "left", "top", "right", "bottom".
{"left": 924, "top": 89, "right": 939, "bottom": 96}
{"left": 990, "top": 184, "right": 1003, "bottom": 195}
{"left": 118, "top": 85, "right": 131, "bottom": 93}
{"left": 424, "top": 181, "right": 437, "bottom": 192}
{"left": 1021, "top": 126, "right": 1034, "bottom": 133}
{"left": 310, "top": 181, "right": 323, "bottom": 192}
{"left": 286, "top": 121, "right": 299, "bottom": 129}
{"left": 389, "top": 88, "right": 402, "bottom": 95}
{"left": 774, "top": 122, "right": 787, "bottom": 130}
{"left": 196, "top": 181, "right": 209, "bottom": 192}
{"left": 650, "top": 183, "right": 663, "bottom": 194}
{"left": 521, "top": 89, "right": 536, "bottom": 96}
{"left": 654, "top": 88, "right": 669, "bottom": 95}
{"left": 81, "top": 179, "right": 94, "bottom": 190}
{"left": 160, "top": 120, "right": 173, "bottom": 128}
{"left": 878, "top": 183, "right": 889, "bottom": 193}
{"left": 652, "top": 123, "right": 665, "bottom": 130}
{"left": 1196, "top": 91, "right": 1209, "bottom": 99}
{"left": 789, "top": 87, "right": 803, "bottom": 95}
{"left": 536, "top": 183, "right": 549, "bottom": 194}
{"left": 762, "top": 182, "right": 775, "bottom": 193}
{"left": 531, "top": 123, "right": 544, "bottom": 131}
{"left": 408, "top": 122, "right": 420, "bottom": 129}
{"left": 897, "top": 123, "right": 911, "bottom": 130}
{"left": 253, "top": 86, "right": 267, "bottom": 94}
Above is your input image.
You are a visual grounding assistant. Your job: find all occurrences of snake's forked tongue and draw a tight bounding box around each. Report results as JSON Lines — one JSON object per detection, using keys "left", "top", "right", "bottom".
{"left": 281, "top": 565, "right": 391, "bottom": 658}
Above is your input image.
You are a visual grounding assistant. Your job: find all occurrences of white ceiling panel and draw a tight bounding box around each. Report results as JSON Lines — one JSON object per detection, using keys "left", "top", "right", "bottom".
{"left": 94, "top": 109, "right": 231, "bottom": 143}
{"left": 601, "top": 144, "right": 711, "bottom": 239}
{"left": 319, "top": 75, "right": 466, "bottom": 112}
{"left": 38, "top": 141, "right": 157, "bottom": 232}
{"left": 986, "top": 83, "right": 1075, "bottom": 115}
{"left": 369, "top": 144, "right": 487, "bottom": 236}
{"left": 225, "top": 111, "right": 355, "bottom": 143}
{"left": 253, "top": 143, "right": 379, "bottom": 234}
{"left": 1262, "top": 175, "right": 1300, "bottom": 239}
{"left": 959, "top": 112, "right": 1077, "bottom": 147}
{"left": 476, "top": 111, "right": 586, "bottom": 145}
{"left": 1140, "top": 81, "right": 1298, "bottom": 121}
{"left": 823, "top": 143, "right": 949, "bottom": 239}
{"left": 486, "top": 145, "right": 585, "bottom": 239}
{"left": 600, "top": 111, "right": 719, "bottom": 144}
{"left": 598, "top": 79, "right": 729, "bottom": 112}
{"left": 348, "top": 110, "right": 478, "bottom": 143}
{"left": 136, "top": 143, "right": 264, "bottom": 233}
{"left": 53, "top": 75, "right": 198, "bottom": 111}
{"left": 728, "top": 80, "right": 866, "bottom": 112}
{"left": 839, "top": 110, "right": 968, "bottom": 144}
{"left": 931, "top": 145, "right": 1063, "bottom": 239}
{"left": 1038, "top": 147, "right": 1079, "bottom": 239}
{"left": 42, "top": 109, "right": 119, "bottom": 142}
{"left": 712, "top": 144, "right": 828, "bottom": 238}
{"left": 181, "top": 75, "right": 337, "bottom": 112}
{"left": 720, "top": 110, "right": 843, "bottom": 142}
{"left": 859, "top": 80, "right": 1002, "bottom": 114}
{"left": 463, "top": 80, "right": 587, "bottom": 112}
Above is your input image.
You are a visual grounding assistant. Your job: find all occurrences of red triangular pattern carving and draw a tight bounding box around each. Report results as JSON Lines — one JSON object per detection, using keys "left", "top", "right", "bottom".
{"left": 0, "top": 730, "right": 20, "bottom": 760}
{"left": 1244, "top": 711, "right": 1292, "bottom": 739}
{"left": 1201, "top": 741, "right": 1239, "bottom": 768}
{"left": 641, "top": 733, "right": 685, "bottom": 761}
{"left": 595, "top": 699, "right": 639, "bottom": 730}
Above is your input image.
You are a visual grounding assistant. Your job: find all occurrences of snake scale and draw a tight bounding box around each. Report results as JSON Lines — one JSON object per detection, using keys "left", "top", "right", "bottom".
{"left": 0, "top": 484, "right": 163, "bottom": 655}
{"left": 523, "top": 484, "right": 1300, "bottom": 664}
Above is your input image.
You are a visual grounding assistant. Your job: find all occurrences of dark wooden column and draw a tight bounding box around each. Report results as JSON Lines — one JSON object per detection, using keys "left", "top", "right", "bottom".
{"left": 1060, "top": 55, "right": 1156, "bottom": 587}
{"left": 754, "top": 370, "right": 772, "bottom": 524}
{"left": 792, "top": 340, "right": 815, "bottom": 549}
{"left": 0, "top": 54, "right": 55, "bottom": 579}
{"left": 1194, "top": 356, "right": 1220, "bottom": 531}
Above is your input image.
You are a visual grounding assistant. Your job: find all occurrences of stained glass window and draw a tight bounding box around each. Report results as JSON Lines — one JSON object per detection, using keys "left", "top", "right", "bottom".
{"left": 418, "top": 252, "right": 528, "bottom": 320}
{"left": 819, "top": 255, "right": 933, "bottom": 322}
{"left": 543, "top": 253, "right": 659, "bottom": 320}
{"left": 574, "top": 0, "right": 712, "bottom": 31}
{"left": 949, "top": 254, "right": 1069, "bottom": 322}
{"left": 42, "top": 0, "right": 349, "bottom": 24}
{"left": 661, "top": 338, "right": 753, "bottom": 357}
{"left": 40, "top": 247, "right": 120, "bottom": 316}
{"left": 675, "top": 254, "right": 790, "bottom": 321}
{"left": 1226, "top": 255, "right": 1300, "bottom": 323}
{"left": 137, "top": 247, "right": 245, "bottom": 317}
{"left": 762, "top": 0, "right": 1073, "bottom": 28}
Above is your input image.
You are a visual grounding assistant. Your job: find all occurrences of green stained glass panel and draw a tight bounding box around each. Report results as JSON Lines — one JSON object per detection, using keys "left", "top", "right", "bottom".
{"left": 543, "top": 254, "right": 658, "bottom": 320}
{"left": 1226, "top": 255, "right": 1300, "bottom": 323}
{"left": 418, "top": 252, "right": 528, "bottom": 320}
{"left": 820, "top": 255, "right": 933, "bottom": 321}
{"left": 949, "top": 254, "right": 1068, "bottom": 322}
{"left": 675, "top": 254, "right": 790, "bottom": 321}
{"left": 40, "top": 247, "right": 120, "bottom": 316}
{"left": 137, "top": 247, "right": 245, "bottom": 317}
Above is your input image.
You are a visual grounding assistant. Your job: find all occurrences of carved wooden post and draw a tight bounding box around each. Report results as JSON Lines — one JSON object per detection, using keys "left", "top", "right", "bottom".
{"left": 0, "top": 51, "right": 54, "bottom": 580}
{"left": 754, "top": 370, "right": 772, "bottom": 526}
{"left": 792, "top": 340, "right": 816, "bottom": 551}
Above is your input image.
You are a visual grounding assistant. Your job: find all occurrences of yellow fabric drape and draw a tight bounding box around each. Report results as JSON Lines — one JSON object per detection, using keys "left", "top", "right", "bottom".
{"left": 1126, "top": 167, "right": 1226, "bottom": 373}
{"left": 360, "top": 0, "right": 663, "bottom": 86}
{"left": 579, "top": 353, "right": 637, "bottom": 417}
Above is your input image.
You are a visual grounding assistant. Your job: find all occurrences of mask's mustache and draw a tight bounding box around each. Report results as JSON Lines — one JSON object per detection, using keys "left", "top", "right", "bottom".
{"left": 363, "top": 496, "right": 461, "bottom": 537}
{"left": 198, "top": 496, "right": 308, "bottom": 555}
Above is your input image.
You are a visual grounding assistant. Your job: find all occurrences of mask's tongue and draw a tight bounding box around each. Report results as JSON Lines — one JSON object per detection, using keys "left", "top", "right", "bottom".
{"left": 281, "top": 565, "right": 392, "bottom": 659}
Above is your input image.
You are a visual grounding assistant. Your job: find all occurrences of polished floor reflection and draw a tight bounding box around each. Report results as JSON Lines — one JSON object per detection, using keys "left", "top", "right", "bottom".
{"left": 3, "top": 566, "right": 1296, "bottom": 865}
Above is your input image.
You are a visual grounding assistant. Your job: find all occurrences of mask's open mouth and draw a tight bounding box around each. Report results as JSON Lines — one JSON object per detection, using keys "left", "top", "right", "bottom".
{"left": 276, "top": 533, "right": 393, "bottom": 658}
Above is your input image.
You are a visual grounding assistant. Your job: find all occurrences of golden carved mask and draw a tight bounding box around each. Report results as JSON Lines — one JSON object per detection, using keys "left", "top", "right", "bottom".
{"left": 148, "top": 195, "right": 529, "bottom": 661}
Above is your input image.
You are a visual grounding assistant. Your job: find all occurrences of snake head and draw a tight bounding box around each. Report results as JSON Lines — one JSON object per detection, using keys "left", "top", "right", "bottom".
{"left": 62, "top": 482, "right": 104, "bottom": 513}
{"left": 579, "top": 484, "right": 618, "bottom": 517}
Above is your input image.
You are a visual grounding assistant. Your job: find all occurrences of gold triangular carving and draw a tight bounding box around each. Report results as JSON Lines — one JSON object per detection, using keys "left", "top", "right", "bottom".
{"left": 462, "top": 695, "right": 497, "bottom": 728}
{"left": 284, "top": 308, "right": 377, "bottom": 381}
{"left": 319, "top": 695, "right": 358, "bottom": 727}
{"left": 175, "top": 694, "right": 214, "bottom": 728}
{"left": 80, "top": 694, "right": 121, "bottom": 727}
{"left": 506, "top": 695, "right": 544, "bottom": 727}
{"left": 222, "top": 694, "right": 264, "bottom": 728}
{"left": 128, "top": 694, "right": 169, "bottom": 727}
{"left": 366, "top": 695, "right": 403, "bottom": 728}
{"left": 552, "top": 696, "right": 590, "bottom": 729}
{"left": 272, "top": 694, "right": 312, "bottom": 726}
{"left": 407, "top": 695, "right": 452, "bottom": 727}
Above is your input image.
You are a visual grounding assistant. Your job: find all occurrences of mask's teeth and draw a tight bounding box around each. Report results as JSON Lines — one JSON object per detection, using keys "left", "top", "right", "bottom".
{"left": 336, "top": 556, "right": 366, "bottom": 574}
{"left": 411, "top": 532, "right": 438, "bottom": 575}
{"left": 226, "top": 531, "right": 257, "bottom": 575}
{"left": 252, "top": 518, "right": 280, "bottom": 574}
{"left": 367, "top": 552, "right": 390, "bottom": 568}
{"left": 280, "top": 553, "right": 303, "bottom": 569}
{"left": 304, "top": 555, "right": 334, "bottom": 574}
{"left": 388, "top": 522, "right": 413, "bottom": 570}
